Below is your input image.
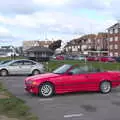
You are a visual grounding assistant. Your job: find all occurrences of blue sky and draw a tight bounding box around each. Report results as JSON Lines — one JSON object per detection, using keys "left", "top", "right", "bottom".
{"left": 0, "top": 0, "right": 119, "bottom": 46}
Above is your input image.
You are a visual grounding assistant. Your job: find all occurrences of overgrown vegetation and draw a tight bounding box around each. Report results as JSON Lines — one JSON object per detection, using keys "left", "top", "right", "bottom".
{"left": 0, "top": 83, "right": 38, "bottom": 120}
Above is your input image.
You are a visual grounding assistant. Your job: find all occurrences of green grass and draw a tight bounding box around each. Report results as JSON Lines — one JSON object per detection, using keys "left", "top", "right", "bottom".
{"left": 0, "top": 83, "right": 38, "bottom": 120}
{"left": 0, "top": 56, "right": 25, "bottom": 61}
{"left": 1, "top": 57, "right": 120, "bottom": 72}
{"left": 45, "top": 60, "right": 120, "bottom": 72}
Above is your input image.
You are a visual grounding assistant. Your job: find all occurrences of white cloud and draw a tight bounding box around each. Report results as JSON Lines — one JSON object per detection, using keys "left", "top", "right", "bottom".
{"left": 0, "top": 10, "right": 116, "bottom": 35}
{"left": 33, "top": 0, "right": 69, "bottom": 6}
{"left": 0, "top": 0, "right": 119, "bottom": 46}
{"left": 0, "top": 27, "right": 20, "bottom": 44}
{"left": 0, "top": 27, "right": 10, "bottom": 33}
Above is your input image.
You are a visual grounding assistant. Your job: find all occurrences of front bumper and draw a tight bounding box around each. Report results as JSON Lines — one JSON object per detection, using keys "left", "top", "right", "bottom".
{"left": 25, "top": 85, "right": 39, "bottom": 95}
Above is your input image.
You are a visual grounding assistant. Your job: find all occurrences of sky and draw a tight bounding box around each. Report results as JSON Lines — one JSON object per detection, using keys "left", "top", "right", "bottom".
{"left": 0, "top": 0, "right": 119, "bottom": 46}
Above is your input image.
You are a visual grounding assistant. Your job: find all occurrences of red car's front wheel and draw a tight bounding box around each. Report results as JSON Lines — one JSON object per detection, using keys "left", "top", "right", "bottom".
{"left": 39, "top": 82, "right": 54, "bottom": 97}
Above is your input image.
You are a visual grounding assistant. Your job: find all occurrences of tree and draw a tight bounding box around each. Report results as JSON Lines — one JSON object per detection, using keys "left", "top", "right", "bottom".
{"left": 49, "top": 40, "right": 62, "bottom": 51}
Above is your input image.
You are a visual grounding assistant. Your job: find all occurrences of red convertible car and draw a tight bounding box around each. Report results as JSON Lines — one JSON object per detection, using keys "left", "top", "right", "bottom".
{"left": 24, "top": 64, "right": 120, "bottom": 97}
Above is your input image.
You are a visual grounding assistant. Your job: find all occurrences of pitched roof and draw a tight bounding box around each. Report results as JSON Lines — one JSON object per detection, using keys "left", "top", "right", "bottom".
{"left": 107, "top": 22, "right": 120, "bottom": 30}
{"left": 25, "top": 46, "right": 53, "bottom": 53}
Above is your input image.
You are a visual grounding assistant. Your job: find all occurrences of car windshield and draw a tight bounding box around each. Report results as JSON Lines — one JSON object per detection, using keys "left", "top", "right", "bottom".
{"left": 53, "top": 64, "right": 72, "bottom": 74}
{"left": 0, "top": 60, "right": 11, "bottom": 65}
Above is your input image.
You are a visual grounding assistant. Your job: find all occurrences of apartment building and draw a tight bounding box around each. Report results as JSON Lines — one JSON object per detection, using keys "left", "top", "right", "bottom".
{"left": 64, "top": 33, "right": 108, "bottom": 56}
{"left": 95, "top": 33, "right": 108, "bottom": 51}
{"left": 107, "top": 22, "right": 120, "bottom": 57}
{"left": 0, "top": 46, "right": 19, "bottom": 57}
{"left": 64, "top": 36, "right": 86, "bottom": 55}
{"left": 64, "top": 34, "right": 96, "bottom": 55}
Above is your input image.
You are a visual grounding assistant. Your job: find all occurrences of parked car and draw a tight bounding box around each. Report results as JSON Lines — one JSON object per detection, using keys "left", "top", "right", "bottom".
{"left": 25, "top": 64, "right": 120, "bottom": 97}
{"left": 99, "top": 56, "right": 116, "bottom": 62}
{"left": 0, "top": 60, "right": 12, "bottom": 65}
{"left": 65, "top": 55, "right": 74, "bottom": 60}
{"left": 114, "top": 57, "right": 120, "bottom": 62}
{"left": 50, "top": 55, "right": 56, "bottom": 60}
{"left": 56, "top": 55, "right": 64, "bottom": 60}
{"left": 87, "top": 56, "right": 99, "bottom": 61}
{"left": 74, "top": 56, "right": 86, "bottom": 61}
{"left": 0, "top": 59, "right": 45, "bottom": 76}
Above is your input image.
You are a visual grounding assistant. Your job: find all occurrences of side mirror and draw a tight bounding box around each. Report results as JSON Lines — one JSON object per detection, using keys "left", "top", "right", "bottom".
{"left": 67, "top": 72, "right": 73, "bottom": 75}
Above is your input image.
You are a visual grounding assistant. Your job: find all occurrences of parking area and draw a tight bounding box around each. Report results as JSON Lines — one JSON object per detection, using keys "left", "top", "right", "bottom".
{"left": 1, "top": 76, "right": 120, "bottom": 120}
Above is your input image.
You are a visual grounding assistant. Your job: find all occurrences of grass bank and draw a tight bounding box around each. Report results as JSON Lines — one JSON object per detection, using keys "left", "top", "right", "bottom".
{"left": 0, "top": 83, "right": 38, "bottom": 120}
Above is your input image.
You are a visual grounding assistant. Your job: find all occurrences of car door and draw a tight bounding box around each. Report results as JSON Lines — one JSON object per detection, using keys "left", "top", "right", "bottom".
{"left": 62, "top": 66, "right": 89, "bottom": 92}
{"left": 82, "top": 67, "right": 101, "bottom": 91}
{"left": 22, "top": 60, "right": 35, "bottom": 74}
{"left": 7, "top": 61, "right": 23, "bottom": 75}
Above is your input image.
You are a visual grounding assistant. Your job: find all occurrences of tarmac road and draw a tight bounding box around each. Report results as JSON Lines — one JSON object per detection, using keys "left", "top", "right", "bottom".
{"left": 1, "top": 76, "right": 120, "bottom": 120}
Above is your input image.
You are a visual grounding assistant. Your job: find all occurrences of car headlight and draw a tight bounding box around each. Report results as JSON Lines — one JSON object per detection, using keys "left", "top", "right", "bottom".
{"left": 32, "top": 81, "right": 39, "bottom": 85}
{"left": 26, "top": 80, "right": 32, "bottom": 84}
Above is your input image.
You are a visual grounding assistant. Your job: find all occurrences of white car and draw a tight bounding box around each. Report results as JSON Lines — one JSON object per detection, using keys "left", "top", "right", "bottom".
{"left": 0, "top": 59, "right": 45, "bottom": 76}
{"left": 74, "top": 56, "right": 86, "bottom": 61}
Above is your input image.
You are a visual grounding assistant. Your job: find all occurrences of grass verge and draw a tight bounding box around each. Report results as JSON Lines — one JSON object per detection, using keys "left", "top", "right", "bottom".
{"left": 45, "top": 60, "right": 120, "bottom": 72}
{"left": 0, "top": 83, "right": 38, "bottom": 120}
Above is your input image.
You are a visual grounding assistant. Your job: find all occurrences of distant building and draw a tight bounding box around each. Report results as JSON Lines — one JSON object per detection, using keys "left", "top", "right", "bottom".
{"left": 64, "top": 33, "right": 108, "bottom": 56}
{"left": 23, "top": 40, "right": 54, "bottom": 51}
{"left": 24, "top": 46, "right": 53, "bottom": 61}
{"left": 0, "top": 46, "right": 19, "bottom": 57}
{"left": 95, "top": 32, "right": 108, "bottom": 56}
{"left": 64, "top": 34, "right": 96, "bottom": 55}
{"left": 107, "top": 22, "right": 120, "bottom": 57}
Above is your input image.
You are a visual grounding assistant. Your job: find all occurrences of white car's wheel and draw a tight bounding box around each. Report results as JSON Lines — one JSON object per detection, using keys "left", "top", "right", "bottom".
{"left": 40, "top": 83, "right": 54, "bottom": 97}
{"left": 32, "top": 70, "right": 40, "bottom": 75}
{"left": 100, "top": 81, "right": 111, "bottom": 94}
{"left": 0, "top": 69, "right": 8, "bottom": 76}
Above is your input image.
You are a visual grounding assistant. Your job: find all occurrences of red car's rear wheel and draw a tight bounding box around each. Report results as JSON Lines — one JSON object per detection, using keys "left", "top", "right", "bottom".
{"left": 100, "top": 81, "right": 111, "bottom": 94}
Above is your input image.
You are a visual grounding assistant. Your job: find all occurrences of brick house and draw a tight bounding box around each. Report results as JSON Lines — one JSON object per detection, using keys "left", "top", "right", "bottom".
{"left": 64, "top": 33, "right": 108, "bottom": 56}
{"left": 107, "top": 22, "right": 120, "bottom": 57}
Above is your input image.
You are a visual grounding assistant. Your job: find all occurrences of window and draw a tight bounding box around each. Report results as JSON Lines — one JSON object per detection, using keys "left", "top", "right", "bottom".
{"left": 97, "top": 39, "right": 100, "bottom": 43}
{"left": 88, "top": 46, "right": 91, "bottom": 49}
{"left": 110, "top": 37, "right": 113, "bottom": 42}
{"left": 69, "top": 66, "right": 100, "bottom": 75}
{"left": 10, "top": 61, "right": 23, "bottom": 66}
{"left": 110, "top": 29, "right": 113, "bottom": 34}
{"left": 53, "top": 64, "right": 72, "bottom": 74}
{"left": 110, "top": 52, "right": 113, "bottom": 57}
{"left": 115, "top": 29, "right": 118, "bottom": 33}
{"left": 109, "top": 45, "right": 113, "bottom": 50}
{"left": 66, "top": 48, "right": 68, "bottom": 51}
{"left": 115, "top": 44, "right": 118, "bottom": 49}
{"left": 88, "top": 39, "right": 91, "bottom": 43}
{"left": 23, "top": 60, "right": 35, "bottom": 65}
{"left": 115, "top": 52, "right": 118, "bottom": 57}
{"left": 115, "top": 36, "right": 118, "bottom": 41}
{"left": 69, "top": 67, "right": 82, "bottom": 74}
